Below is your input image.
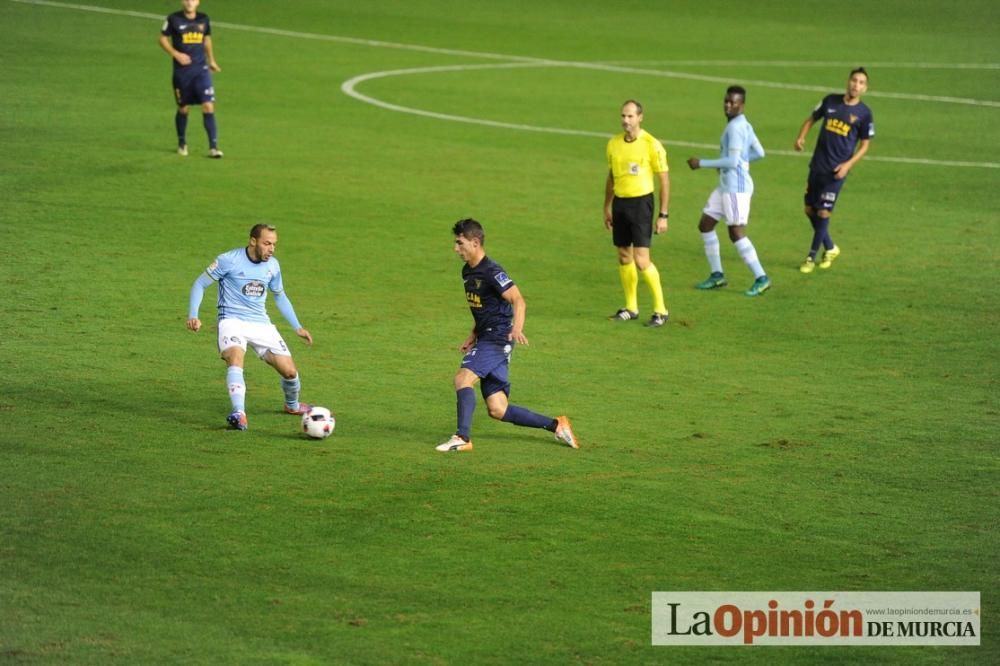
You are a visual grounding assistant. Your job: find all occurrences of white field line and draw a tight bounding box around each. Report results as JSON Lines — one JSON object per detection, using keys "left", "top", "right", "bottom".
{"left": 603, "top": 60, "right": 1000, "bottom": 70}
{"left": 12, "top": 0, "right": 1000, "bottom": 168}
{"left": 343, "top": 65, "right": 1000, "bottom": 169}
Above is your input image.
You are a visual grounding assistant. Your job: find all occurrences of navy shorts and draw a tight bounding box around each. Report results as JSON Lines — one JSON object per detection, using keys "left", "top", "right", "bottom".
{"left": 173, "top": 69, "right": 215, "bottom": 107}
{"left": 611, "top": 193, "right": 655, "bottom": 248}
{"left": 804, "top": 170, "right": 846, "bottom": 212}
{"left": 460, "top": 339, "right": 513, "bottom": 399}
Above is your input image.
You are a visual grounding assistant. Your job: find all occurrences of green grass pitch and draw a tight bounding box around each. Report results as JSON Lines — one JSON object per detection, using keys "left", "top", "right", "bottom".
{"left": 1, "top": 0, "right": 997, "bottom": 663}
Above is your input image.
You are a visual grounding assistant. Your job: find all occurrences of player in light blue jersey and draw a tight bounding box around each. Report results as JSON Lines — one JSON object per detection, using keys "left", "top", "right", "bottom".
{"left": 186, "top": 224, "right": 313, "bottom": 430}
{"left": 687, "top": 86, "right": 770, "bottom": 297}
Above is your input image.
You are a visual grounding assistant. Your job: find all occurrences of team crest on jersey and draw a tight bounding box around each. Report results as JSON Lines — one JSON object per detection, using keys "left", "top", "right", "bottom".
{"left": 242, "top": 281, "right": 266, "bottom": 297}
{"left": 197, "top": 23, "right": 206, "bottom": 32}
{"left": 628, "top": 162, "right": 640, "bottom": 175}
{"left": 849, "top": 114, "right": 858, "bottom": 124}
{"left": 494, "top": 272, "right": 512, "bottom": 288}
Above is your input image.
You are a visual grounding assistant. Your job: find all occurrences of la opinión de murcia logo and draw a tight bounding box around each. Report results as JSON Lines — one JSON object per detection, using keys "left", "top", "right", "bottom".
{"left": 651, "top": 592, "right": 980, "bottom": 646}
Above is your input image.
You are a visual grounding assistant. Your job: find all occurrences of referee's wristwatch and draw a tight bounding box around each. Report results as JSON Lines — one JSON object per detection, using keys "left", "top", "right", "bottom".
{"left": 658, "top": 212, "right": 669, "bottom": 219}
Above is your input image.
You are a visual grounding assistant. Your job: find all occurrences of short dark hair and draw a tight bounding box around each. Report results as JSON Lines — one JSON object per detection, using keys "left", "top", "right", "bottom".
{"left": 250, "top": 223, "right": 276, "bottom": 239}
{"left": 622, "top": 99, "right": 644, "bottom": 115}
{"left": 850, "top": 67, "right": 869, "bottom": 80}
{"left": 453, "top": 218, "right": 485, "bottom": 244}
{"left": 726, "top": 85, "right": 747, "bottom": 99}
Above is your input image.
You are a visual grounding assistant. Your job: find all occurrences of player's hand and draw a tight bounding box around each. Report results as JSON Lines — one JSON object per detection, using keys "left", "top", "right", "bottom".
{"left": 175, "top": 53, "right": 192, "bottom": 66}
{"left": 508, "top": 330, "right": 529, "bottom": 346}
{"left": 459, "top": 333, "right": 477, "bottom": 352}
{"left": 296, "top": 328, "right": 313, "bottom": 345}
{"left": 833, "top": 163, "right": 850, "bottom": 179}
{"left": 603, "top": 208, "right": 613, "bottom": 230}
{"left": 209, "top": 61, "right": 221, "bottom": 73}
{"left": 186, "top": 317, "right": 202, "bottom": 332}
{"left": 655, "top": 218, "right": 668, "bottom": 235}
{"left": 686, "top": 157, "right": 700, "bottom": 170}
{"left": 794, "top": 137, "right": 805, "bottom": 152}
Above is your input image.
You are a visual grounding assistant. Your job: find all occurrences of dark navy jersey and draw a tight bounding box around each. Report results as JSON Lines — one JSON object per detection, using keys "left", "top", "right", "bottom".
{"left": 161, "top": 11, "right": 212, "bottom": 75}
{"left": 809, "top": 94, "right": 875, "bottom": 174}
{"left": 462, "top": 256, "right": 514, "bottom": 342}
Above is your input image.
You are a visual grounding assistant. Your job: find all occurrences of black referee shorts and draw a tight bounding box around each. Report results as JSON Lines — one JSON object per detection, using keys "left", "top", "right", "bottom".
{"left": 611, "top": 193, "right": 655, "bottom": 248}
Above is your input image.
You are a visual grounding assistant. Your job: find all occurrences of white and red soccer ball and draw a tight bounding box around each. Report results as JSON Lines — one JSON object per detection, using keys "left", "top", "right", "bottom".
{"left": 302, "top": 406, "right": 335, "bottom": 439}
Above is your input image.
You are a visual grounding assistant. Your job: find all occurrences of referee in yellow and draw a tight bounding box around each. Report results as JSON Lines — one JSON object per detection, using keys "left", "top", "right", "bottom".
{"left": 603, "top": 99, "right": 671, "bottom": 327}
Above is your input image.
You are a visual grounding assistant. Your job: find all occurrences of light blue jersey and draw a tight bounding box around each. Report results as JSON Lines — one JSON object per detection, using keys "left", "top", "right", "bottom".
{"left": 204, "top": 248, "right": 285, "bottom": 324}
{"left": 698, "top": 114, "right": 765, "bottom": 193}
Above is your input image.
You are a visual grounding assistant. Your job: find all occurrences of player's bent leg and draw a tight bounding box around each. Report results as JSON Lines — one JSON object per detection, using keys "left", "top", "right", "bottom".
{"left": 263, "top": 351, "right": 297, "bottom": 380}
{"left": 485, "top": 391, "right": 510, "bottom": 421}
{"left": 697, "top": 213, "right": 720, "bottom": 234}
{"left": 491, "top": 391, "right": 574, "bottom": 447}
{"left": 221, "top": 346, "right": 246, "bottom": 367}
{"left": 263, "top": 351, "right": 311, "bottom": 415}
{"left": 453, "top": 368, "right": 480, "bottom": 391}
{"left": 436, "top": 368, "right": 479, "bottom": 451}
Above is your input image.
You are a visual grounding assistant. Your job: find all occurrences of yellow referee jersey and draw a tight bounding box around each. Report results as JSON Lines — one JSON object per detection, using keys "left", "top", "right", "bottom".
{"left": 606, "top": 129, "right": 669, "bottom": 198}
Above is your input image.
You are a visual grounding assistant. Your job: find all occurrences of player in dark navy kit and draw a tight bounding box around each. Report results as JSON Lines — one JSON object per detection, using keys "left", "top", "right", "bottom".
{"left": 159, "top": 0, "right": 223, "bottom": 158}
{"left": 794, "top": 67, "right": 874, "bottom": 273}
{"left": 436, "top": 219, "right": 578, "bottom": 452}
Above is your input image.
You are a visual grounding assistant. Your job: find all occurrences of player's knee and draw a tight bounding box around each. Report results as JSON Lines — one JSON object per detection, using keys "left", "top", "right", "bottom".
{"left": 203, "top": 103, "right": 215, "bottom": 113}
{"left": 487, "top": 404, "right": 507, "bottom": 420}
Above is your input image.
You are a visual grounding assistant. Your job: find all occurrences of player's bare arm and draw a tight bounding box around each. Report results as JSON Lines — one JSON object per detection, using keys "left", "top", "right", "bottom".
{"left": 655, "top": 171, "right": 670, "bottom": 235}
{"left": 603, "top": 171, "right": 615, "bottom": 229}
{"left": 459, "top": 329, "right": 477, "bottom": 352}
{"left": 833, "top": 139, "right": 870, "bottom": 179}
{"left": 159, "top": 34, "right": 192, "bottom": 66}
{"left": 204, "top": 35, "right": 221, "bottom": 72}
{"left": 502, "top": 286, "right": 529, "bottom": 346}
{"left": 794, "top": 117, "right": 815, "bottom": 151}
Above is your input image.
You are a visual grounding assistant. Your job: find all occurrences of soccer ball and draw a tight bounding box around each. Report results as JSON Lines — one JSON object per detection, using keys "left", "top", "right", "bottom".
{"left": 302, "top": 406, "right": 335, "bottom": 439}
